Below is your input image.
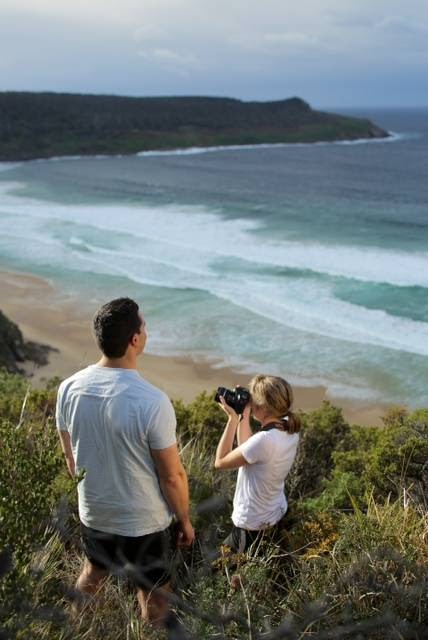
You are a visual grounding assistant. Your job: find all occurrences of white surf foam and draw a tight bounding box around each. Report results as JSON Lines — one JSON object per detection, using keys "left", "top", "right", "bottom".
{"left": 0, "top": 162, "right": 23, "bottom": 172}
{"left": 330, "top": 131, "right": 418, "bottom": 145}
{"left": 41, "top": 154, "right": 114, "bottom": 163}
{"left": 1, "top": 131, "right": 414, "bottom": 169}
{"left": 207, "top": 277, "right": 428, "bottom": 357}
{"left": 1, "top": 182, "right": 428, "bottom": 358}
{"left": 11, "top": 223, "right": 427, "bottom": 358}
{"left": 135, "top": 132, "right": 407, "bottom": 157}
{"left": 1, "top": 181, "right": 427, "bottom": 290}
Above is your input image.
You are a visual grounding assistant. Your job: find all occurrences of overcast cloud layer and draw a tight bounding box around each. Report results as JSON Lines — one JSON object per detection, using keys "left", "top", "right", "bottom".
{"left": 1, "top": 0, "right": 428, "bottom": 107}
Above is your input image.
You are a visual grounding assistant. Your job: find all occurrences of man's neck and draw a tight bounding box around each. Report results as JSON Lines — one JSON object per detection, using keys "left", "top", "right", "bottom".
{"left": 96, "top": 354, "right": 138, "bottom": 370}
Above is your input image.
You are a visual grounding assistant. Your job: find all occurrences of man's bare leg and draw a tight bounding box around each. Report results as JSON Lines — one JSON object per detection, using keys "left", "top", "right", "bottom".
{"left": 73, "top": 559, "right": 108, "bottom": 614}
{"left": 137, "top": 582, "right": 172, "bottom": 627}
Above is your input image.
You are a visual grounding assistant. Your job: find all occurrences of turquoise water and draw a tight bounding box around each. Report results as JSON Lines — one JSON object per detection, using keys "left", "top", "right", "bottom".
{"left": 0, "top": 108, "right": 427, "bottom": 406}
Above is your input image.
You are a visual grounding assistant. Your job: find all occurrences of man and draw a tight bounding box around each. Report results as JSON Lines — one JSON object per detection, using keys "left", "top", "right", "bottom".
{"left": 56, "top": 297, "right": 194, "bottom": 627}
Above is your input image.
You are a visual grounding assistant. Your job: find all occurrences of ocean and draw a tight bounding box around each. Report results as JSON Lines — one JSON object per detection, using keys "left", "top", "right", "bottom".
{"left": 1, "top": 108, "right": 427, "bottom": 407}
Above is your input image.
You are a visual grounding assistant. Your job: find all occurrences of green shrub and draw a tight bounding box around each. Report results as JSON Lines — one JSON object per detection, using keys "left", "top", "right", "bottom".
{"left": 0, "top": 415, "right": 68, "bottom": 563}
{"left": 0, "top": 374, "right": 73, "bottom": 570}
{"left": 336, "top": 410, "right": 428, "bottom": 505}
{"left": 173, "top": 390, "right": 225, "bottom": 446}
{"left": 286, "top": 401, "right": 351, "bottom": 500}
{"left": 1, "top": 370, "right": 427, "bottom": 639}
{"left": 0, "top": 367, "right": 58, "bottom": 424}
{"left": 304, "top": 469, "right": 364, "bottom": 512}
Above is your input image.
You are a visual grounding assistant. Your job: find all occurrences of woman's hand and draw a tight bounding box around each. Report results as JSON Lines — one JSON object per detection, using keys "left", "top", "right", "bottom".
{"left": 219, "top": 395, "right": 239, "bottom": 419}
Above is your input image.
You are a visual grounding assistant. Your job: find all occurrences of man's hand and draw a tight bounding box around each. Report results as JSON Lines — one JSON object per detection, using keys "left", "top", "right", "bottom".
{"left": 176, "top": 518, "right": 195, "bottom": 547}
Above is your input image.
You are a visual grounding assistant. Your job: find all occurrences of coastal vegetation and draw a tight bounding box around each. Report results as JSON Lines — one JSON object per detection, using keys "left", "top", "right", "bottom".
{"left": 0, "top": 92, "right": 388, "bottom": 161}
{"left": 1, "top": 370, "right": 426, "bottom": 639}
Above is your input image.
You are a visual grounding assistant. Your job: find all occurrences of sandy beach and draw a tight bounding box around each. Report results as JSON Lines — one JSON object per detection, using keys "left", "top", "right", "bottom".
{"left": 0, "top": 267, "right": 390, "bottom": 425}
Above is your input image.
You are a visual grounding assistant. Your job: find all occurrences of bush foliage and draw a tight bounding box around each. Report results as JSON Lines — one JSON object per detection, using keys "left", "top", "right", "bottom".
{"left": 1, "top": 370, "right": 427, "bottom": 639}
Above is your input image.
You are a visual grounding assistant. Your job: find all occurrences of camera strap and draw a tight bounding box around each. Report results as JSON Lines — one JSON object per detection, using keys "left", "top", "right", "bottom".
{"left": 262, "top": 420, "right": 286, "bottom": 432}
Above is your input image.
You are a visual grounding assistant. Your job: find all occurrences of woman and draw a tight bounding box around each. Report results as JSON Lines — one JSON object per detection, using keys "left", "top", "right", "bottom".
{"left": 215, "top": 374, "right": 300, "bottom": 553}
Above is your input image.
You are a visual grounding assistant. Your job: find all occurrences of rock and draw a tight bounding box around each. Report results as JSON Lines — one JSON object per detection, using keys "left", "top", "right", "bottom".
{"left": 0, "top": 310, "right": 55, "bottom": 375}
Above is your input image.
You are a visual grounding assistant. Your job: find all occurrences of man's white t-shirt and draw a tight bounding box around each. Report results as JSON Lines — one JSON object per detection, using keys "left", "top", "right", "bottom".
{"left": 56, "top": 365, "right": 177, "bottom": 537}
{"left": 232, "top": 428, "right": 299, "bottom": 531}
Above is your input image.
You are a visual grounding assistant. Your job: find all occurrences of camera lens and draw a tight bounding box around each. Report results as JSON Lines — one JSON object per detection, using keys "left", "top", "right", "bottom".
{"left": 215, "top": 387, "right": 228, "bottom": 403}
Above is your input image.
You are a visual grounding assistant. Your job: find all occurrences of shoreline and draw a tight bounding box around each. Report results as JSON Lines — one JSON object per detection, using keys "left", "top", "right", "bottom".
{"left": 0, "top": 133, "right": 397, "bottom": 166}
{"left": 0, "top": 267, "right": 391, "bottom": 426}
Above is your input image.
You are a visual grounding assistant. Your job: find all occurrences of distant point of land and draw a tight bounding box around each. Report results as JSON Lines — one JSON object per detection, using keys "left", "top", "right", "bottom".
{"left": 0, "top": 92, "right": 389, "bottom": 161}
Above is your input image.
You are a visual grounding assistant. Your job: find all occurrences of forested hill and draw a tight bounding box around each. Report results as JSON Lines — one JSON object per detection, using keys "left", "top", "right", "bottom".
{"left": 0, "top": 92, "right": 389, "bottom": 160}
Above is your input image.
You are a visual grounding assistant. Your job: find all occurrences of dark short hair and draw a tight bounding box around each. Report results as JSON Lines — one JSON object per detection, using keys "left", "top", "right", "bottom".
{"left": 93, "top": 298, "right": 142, "bottom": 358}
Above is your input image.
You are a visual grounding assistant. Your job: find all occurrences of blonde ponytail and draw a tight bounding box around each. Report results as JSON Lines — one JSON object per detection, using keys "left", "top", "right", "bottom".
{"left": 284, "top": 409, "right": 301, "bottom": 434}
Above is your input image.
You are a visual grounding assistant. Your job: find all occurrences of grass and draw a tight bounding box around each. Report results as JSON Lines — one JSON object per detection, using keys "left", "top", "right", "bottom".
{"left": 1, "top": 374, "right": 427, "bottom": 638}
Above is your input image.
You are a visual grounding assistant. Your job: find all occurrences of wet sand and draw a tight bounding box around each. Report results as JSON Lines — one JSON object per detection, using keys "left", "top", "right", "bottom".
{"left": 0, "top": 268, "right": 390, "bottom": 425}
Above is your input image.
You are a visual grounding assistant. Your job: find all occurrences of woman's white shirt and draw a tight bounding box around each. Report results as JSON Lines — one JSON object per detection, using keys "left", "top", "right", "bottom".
{"left": 232, "top": 428, "right": 299, "bottom": 531}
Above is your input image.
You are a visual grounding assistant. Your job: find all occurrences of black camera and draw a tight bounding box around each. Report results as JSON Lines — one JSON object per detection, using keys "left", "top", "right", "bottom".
{"left": 215, "top": 386, "right": 251, "bottom": 414}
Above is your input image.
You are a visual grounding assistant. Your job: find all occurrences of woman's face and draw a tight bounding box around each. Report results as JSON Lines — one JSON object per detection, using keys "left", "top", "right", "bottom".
{"left": 251, "top": 402, "right": 265, "bottom": 423}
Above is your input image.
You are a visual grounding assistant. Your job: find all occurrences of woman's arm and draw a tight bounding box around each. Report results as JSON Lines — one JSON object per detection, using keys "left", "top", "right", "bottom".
{"left": 237, "top": 404, "right": 253, "bottom": 445}
{"left": 215, "top": 398, "right": 248, "bottom": 470}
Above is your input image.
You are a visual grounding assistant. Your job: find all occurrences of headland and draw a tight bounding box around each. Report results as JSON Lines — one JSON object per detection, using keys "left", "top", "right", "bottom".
{"left": 0, "top": 93, "right": 388, "bottom": 161}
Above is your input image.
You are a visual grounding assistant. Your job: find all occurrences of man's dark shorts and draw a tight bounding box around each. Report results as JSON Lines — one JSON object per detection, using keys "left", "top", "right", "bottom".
{"left": 80, "top": 522, "right": 172, "bottom": 590}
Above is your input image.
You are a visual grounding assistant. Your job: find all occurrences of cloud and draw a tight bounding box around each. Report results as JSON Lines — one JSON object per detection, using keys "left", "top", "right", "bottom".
{"left": 262, "top": 32, "right": 319, "bottom": 46}
{"left": 133, "top": 25, "right": 167, "bottom": 43}
{"left": 137, "top": 47, "right": 200, "bottom": 76}
{"left": 232, "top": 29, "right": 322, "bottom": 58}
{"left": 0, "top": 0, "right": 427, "bottom": 105}
{"left": 375, "top": 15, "right": 428, "bottom": 35}
{"left": 0, "top": 0, "right": 131, "bottom": 28}
{"left": 372, "top": 15, "right": 428, "bottom": 55}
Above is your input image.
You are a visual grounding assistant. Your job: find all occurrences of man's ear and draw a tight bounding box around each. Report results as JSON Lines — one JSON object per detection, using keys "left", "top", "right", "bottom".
{"left": 130, "top": 333, "right": 139, "bottom": 347}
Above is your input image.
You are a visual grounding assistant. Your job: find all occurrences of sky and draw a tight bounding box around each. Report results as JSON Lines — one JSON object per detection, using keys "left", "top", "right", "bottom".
{"left": 1, "top": 0, "right": 428, "bottom": 108}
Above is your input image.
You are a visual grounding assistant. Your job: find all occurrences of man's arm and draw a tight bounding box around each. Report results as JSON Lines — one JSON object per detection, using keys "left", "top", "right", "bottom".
{"left": 151, "top": 444, "right": 195, "bottom": 546}
{"left": 58, "top": 430, "right": 75, "bottom": 478}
